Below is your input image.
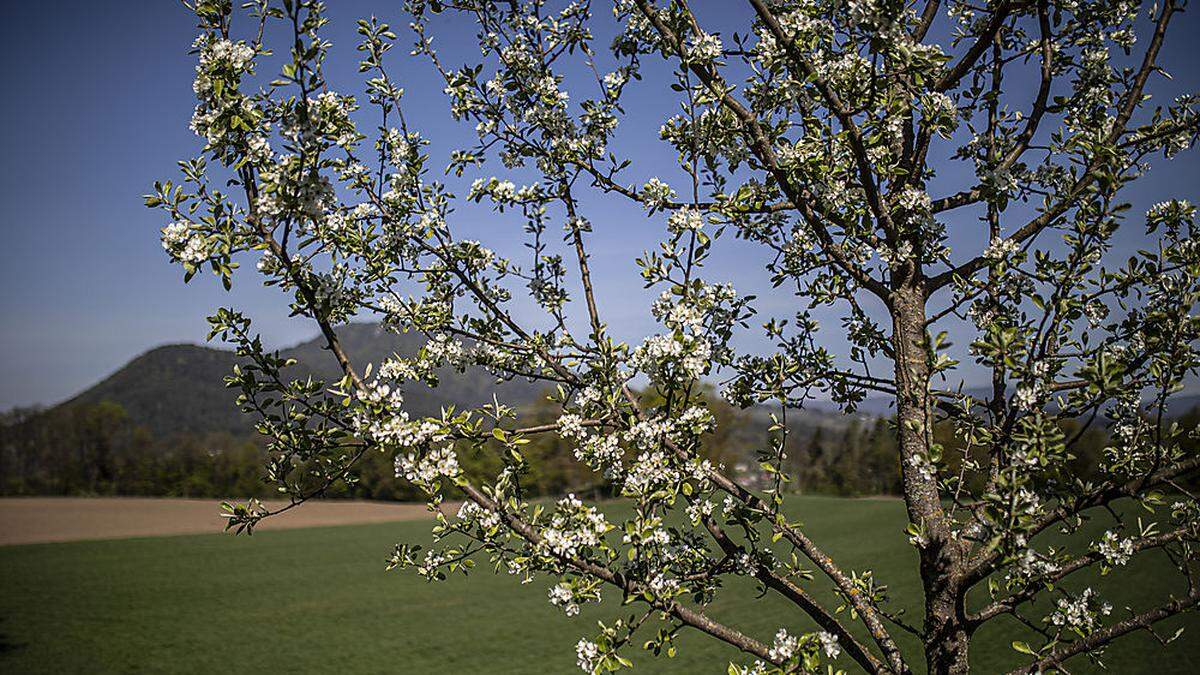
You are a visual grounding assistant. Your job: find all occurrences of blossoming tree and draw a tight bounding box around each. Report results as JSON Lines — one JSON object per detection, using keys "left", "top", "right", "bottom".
{"left": 150, "top": 0, "right": 1200, "bottom": 672}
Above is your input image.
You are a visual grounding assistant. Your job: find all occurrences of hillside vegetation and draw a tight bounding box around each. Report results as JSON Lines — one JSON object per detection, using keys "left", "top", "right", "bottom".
{"left": 59, "top": 323, "right": 543, "bottom": 436}
{"left": 4, "top": 323, "right": 1198, "bottom": 500}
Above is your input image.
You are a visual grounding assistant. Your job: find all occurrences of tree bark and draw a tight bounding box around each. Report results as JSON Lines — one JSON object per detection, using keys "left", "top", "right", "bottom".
{"left": 924, "top": 579, "right": 971, "bottom": 674}
{"left": 891, "top": 281, "right": 971, "bottom": 674}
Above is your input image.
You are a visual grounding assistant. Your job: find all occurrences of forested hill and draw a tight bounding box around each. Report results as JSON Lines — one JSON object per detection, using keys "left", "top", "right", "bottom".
{"left": 0, "top": 322, "right": 896, "bottom": 498}
{"left": 57, "top": 323, "right": 544, "bottom": 437}
{"left": 48, "top": 319, "right": 1200, "bottom": 438}
{"left": 7, "top": 323, "right": 1198, "bottom": 499}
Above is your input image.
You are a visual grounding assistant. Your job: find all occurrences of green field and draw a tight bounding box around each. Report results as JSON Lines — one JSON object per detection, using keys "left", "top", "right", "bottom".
{"left": 1, "top": 497, "right": 1196, "bottom": 673}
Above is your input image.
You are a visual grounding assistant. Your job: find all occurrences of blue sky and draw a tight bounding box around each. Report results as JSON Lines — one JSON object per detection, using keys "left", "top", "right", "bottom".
{"left": 1, "top": 1, "right": 1197, "bottom": 410}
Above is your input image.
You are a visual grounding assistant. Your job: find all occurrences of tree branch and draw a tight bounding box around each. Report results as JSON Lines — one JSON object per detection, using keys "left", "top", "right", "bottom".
{"left": 1006, "top": 589, "right": 1200, "bottom": 674}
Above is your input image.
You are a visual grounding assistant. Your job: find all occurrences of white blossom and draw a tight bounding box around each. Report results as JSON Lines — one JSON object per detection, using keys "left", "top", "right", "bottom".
{"left": 667, "top": 206, "right": 705, "bottom": 235}
{"left": 685, "top": 499, "right": 715, "bottom": 524}
{"left": 457, "top": 501, "right": 501, "bottom": 531}
{"left": 1048, "top": 588, "right": 1111, "bottom": 634}
{"left": 1147, "top": 199, "right": 1195, "bottom": 225}
{"left": 574, "top": 434, "right": 623, "bottom": 473}
{"left": 631, "top": 333, "right": 711, "bottom": 383}
{"left": 557, "top": 413, "right": 586, "bottom": 440}
{"left": 575, "top": 638, "right": 599, "bottom": 672}
{"left": 984, "top": 237, "right": 1020, "bottom": 260}
{"left": 907, "top": 453, "right": 936, "bottom": 482}
{"left": 817, "top": 631, "right": 841, "bottom": 660}
{"left": 879, "top": 241, "right": 914, "bottom": 266}
{"left": 161, "top": 222, "right": 209, "bottom": 264}
{"left": 1084, "top": 300, "right": 1109, "bottom": 327}
{"left": 1014, "top": 384, "right": 1041, "bottom": 411}
{"left": 641, "top": 177, "right": 675, "bottom": 210}
{"left": 540, "top": 495, "right": 611, "bottom": 559}
{"left": 768, "top": 628, "right": 799, "bottom": 661}
{"left": 1096, "top": 530, "right": 1135, "bottom": 567}
{"left": 548, "top": 583, "right": 580, "bottom": 616}
{"left": 686, "top": 31, "right": 722, "bottom": 62}
{"left": 1008, "top": 547, "right": 1061, "bottom": 581}
{"left": 395, "top": 444, "right": 460, "bottom": 484}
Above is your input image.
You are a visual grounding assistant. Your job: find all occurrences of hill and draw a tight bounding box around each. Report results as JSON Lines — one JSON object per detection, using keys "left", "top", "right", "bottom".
{"left": 59, "top": 323, "right": 544, "bottom": 437}
{"left": 3, "top": 323, "right": 889, "bottom": 499}
{"left": 54, "top": 322, "right": 875, "bottom": 439}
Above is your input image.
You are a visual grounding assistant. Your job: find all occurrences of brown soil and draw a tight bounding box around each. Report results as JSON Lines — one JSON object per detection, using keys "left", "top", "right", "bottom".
{"left": 0, "top": 497, "right": 441, "bottom": 546}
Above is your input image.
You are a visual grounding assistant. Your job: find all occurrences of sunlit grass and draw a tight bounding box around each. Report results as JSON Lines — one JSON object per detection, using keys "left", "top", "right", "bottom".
{"left": 0, "top": 496, "right": 1195, "bottom": 673}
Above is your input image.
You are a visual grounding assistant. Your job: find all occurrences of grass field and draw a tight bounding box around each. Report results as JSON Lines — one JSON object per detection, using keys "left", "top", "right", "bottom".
{"left": 0, "top": 496, "right": 1196, "bottom": 673}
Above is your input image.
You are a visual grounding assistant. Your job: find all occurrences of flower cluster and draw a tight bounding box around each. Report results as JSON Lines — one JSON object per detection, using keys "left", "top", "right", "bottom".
{"left": 575, "top": 638, "right": 599, "bottom": 672}
{"left": 256, "top": 157, "right": 337, "bottom": 223}
{"left": 323, "top": 203, "right": 378, "bottom": 236}
{"left": 1007, "top": 547, "right": 1061, "bottom": 584}
{"left": 556, "top": 413, "right": 587, "bottom": 440}
{"left": 621, "top": 450, "right": 673, "bottom": 496}
{"left": 1083, "top": 300, "right": 1109, "bottom": 328}
{"left": 299, "top": 90, "right": 359, "bottom": 149}
{"left": 352, "top": 382, "right": 448, "bottom": 450}
{"left": 1048, "top": 588, "right": 1112, "bottom": 635}
{"left": 1095, "top": 530, "right": 1135, "bottom": 567}
{"left": 766, "top": 628, "right": 840, "bottom": 666}
{"left": 161, "top": 222, "right": 209, "bottom": 265}
{"left": 878, "top": 240, "right": 914, "bottom": 267}
{"left": 651, "top": 292, "right": 704, "bottom": 331}
{"left": 641, "top": 178, "right": 675, "bottom": 210}
{"left": 1013, "top": 384, "right": 1041, "bottom": 412}
{"left": 457, "top": 501, "right": 501, "bottom": 531}
{"left": 193, "top": 37, "right": 254, "bottom": 94}
{"left": 919, "top": 91, "right": 959, "bottom": 136}
{"left": 1147, "top": 199, "right": 1195, "bottom": 227}
{"left": 907, "top": 453, "right": 936, "bottom": 482}
{"left": 540, "top": 495, "right": 611, "bottom": 559}
{"left": 548, "top": 582, "right": 581, "bottom": 616}
{"left": 685, "top": 31, "right": 722, "bottom": 62}
{"left": 256, "top": 249, "right": 280, "bottom": 275}
{"left": 394, "top": 444, "right": 460, "bottom": 485}
{"left": 623, "top": 418, "right": 673, "bottom": 451}
{"left": 768, "top": 628, "right": 799, "bottom": 662}
{"left": 685, "top": 499, "right": 715, "bottom": 525}
{"left": 602, "top": 69, "right": 628, "bottom": 97}
{"left": 667, "top": 206, "right": 705, "bottom": 235}
{"left": 984, "top": 237, "right": 1020, "bottom": 260}
{"left": 632, "top": 333, "right": 712, "bottom": 384}
{"left": 573, "top": 435, "right": 623, "bottom": 474}
{"left": 423, "top": 334, "right": 471, "bottom": 370}
{"left": 188, "top": 34, "right": 260, "bottom": 159}
{"left": 620, "top": 520, "right": 671, "bottom": 550}
{"left": 817, "top": 632, "right": 841, "bottom": 660}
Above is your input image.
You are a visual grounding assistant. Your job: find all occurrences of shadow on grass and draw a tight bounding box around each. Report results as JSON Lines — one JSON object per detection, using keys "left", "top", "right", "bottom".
{"left": 0, "top": 617, "right": 26, "bottom": 655}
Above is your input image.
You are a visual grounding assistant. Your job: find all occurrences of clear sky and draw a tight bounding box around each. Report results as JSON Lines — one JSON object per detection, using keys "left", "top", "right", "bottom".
{"left": 1, "top": 1, "right": 1197, "bottom": 410}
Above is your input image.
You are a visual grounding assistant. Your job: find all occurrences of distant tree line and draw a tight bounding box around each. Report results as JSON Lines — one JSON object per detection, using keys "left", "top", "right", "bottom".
{"left": 4, "top": 397, "right": 1196, "bottom": 500}
{"left": 0, "top": 402, "right": 266, "bottom": 498}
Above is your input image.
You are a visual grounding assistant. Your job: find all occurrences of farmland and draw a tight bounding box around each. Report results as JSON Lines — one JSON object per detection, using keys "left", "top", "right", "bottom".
{"left": 0, "top": 496, "right": 1196, "bottom": 673}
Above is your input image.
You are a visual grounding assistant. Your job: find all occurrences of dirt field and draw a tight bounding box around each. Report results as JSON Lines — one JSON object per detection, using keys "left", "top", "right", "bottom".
{"left": 0, "top": 497, "right": 442, "bottom": 545}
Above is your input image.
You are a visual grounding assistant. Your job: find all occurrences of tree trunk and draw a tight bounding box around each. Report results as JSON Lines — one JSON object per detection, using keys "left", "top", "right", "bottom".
{"left": 924, "top": 577, "right": 972, "bottom": 674}
{"left": 891, "top": 281, "right": 971, "bottom": 674}
{"left": 891, "top": 283, "right": 942, "bottom": 524}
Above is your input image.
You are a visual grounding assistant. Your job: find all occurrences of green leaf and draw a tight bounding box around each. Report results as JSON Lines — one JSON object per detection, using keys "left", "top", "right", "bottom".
{"left": 1011, "top": 640, "right": 1036, "bottom": 655}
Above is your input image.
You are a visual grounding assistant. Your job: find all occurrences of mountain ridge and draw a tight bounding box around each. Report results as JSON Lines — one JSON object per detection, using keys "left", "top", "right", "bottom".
{"left": 56, "top": 323, "right": 545, "bottom": 437}
{"left": 39, "top": 323, "right": 1200, "bottom": 440}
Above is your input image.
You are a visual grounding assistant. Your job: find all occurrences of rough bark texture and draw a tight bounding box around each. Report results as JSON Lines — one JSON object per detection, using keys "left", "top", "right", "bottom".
{"left": 892, "top": 281, "right": 971, "bottom": 673}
